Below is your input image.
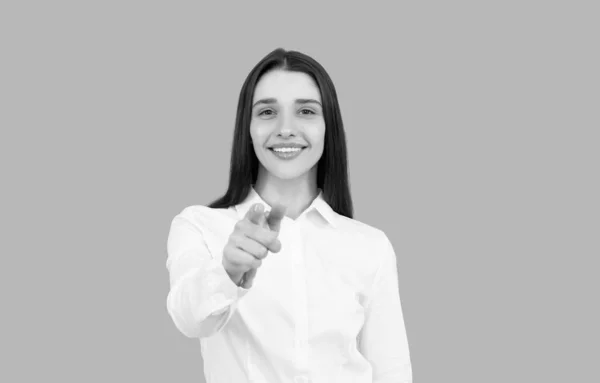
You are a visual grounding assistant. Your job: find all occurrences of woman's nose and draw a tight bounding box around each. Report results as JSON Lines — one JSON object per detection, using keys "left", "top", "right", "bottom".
{"left": 276, "top": 112, "right": 297, "bottom": 137}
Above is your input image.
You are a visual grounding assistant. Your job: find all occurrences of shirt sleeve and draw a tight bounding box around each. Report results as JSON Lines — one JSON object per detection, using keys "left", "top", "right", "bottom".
{"left": 165, "top": 207, "right": 249, "bottom": 339}
{"left": 359, "top": 232, "right": 413, "bottom": 383}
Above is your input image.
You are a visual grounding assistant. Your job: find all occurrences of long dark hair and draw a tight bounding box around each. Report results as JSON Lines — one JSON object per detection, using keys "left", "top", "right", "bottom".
{"left": 208, "top": 48, "right": 353, "bottom": 219}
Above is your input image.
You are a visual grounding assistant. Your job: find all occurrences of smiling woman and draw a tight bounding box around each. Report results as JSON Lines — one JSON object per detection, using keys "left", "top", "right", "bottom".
{"left": 165, "top": 48, "right": 413, "bottom": 383}
{"left": 251, "top": 70, "right": 326, "bottom": 195}
{"left": 207, "top": 48, "right": 352, "bottom": 219}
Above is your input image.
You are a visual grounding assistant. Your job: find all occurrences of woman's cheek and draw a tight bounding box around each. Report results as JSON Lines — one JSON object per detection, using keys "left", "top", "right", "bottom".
{"left": 250, "top": 122, "right": 271, "bottom": 143}
{"left": 304, "top": 121, "right": 326, "bottom": 141}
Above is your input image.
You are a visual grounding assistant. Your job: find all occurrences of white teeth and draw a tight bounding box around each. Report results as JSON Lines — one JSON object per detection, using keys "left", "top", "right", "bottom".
{"left": 273, "top": 147, "right": 302, "bottom": 153}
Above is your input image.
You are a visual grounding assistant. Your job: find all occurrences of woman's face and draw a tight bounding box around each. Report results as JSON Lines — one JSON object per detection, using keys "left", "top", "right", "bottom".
{"left": 250, "top": 69, "right": 325, "bottom": 181}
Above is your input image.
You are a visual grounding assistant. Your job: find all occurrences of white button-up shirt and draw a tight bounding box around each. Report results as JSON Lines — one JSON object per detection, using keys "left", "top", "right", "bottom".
{"left": 166, "top": 187, "right": 412, "bottom": 383}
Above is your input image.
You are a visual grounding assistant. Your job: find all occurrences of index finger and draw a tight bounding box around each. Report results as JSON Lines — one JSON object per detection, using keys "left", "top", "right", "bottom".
{"left": 246, "top": 203, "right": 265, "bottom": 225}
{"left": 266, "top": 203, "right": 287, "bottom": 233}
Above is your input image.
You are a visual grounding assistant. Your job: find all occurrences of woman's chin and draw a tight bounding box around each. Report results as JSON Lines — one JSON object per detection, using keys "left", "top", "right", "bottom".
{"left": 265, "top": 167, "right": 310, "bottom": 181}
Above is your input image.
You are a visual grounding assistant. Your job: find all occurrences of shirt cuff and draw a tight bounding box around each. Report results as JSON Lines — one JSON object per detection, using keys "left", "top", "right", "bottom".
{"left": 199, "top": 259, "right": 250, "bottom": 317}
{"left": 193, "top": 259, "right": 249, "bottom": 320}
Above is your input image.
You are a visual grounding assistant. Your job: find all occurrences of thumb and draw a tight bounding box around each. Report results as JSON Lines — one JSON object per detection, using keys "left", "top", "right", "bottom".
{"left": 241, "top": 267, "right": 257, "bottom": 289}
{"left": 266, "top": 203, "right": 287, "bottom": 232}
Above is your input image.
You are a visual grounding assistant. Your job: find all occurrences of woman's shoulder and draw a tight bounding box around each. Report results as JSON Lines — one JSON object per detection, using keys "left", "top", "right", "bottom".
{"left": 172, "top": 204, "right": 239, "bottom": 230}
{"left": 324, "top": 214, "right": 395, "bottom": 286}
{"left": 332, "top": 214, "right": 390, "bottom": 246}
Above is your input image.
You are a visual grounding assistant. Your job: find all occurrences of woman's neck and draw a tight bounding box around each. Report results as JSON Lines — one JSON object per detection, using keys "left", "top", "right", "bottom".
{"left": 253, "top": 171, "right": 318, "bottom": 220}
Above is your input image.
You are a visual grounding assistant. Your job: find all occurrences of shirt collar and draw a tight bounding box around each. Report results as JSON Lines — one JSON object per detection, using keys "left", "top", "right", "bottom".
{"left": 234, "top": 185, "right": 338, "bottom": 228}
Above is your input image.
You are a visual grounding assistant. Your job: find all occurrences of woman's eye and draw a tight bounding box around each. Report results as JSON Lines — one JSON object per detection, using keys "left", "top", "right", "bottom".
{"left": 258, "top": 109, "right": 275, "bottom": 116}
{"left": 299, "top": 108, "right": 315, "bottom": 115}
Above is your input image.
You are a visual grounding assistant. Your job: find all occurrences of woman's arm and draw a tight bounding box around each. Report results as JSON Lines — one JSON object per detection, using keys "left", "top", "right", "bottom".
{"left": 359, "top": 233, "right": 413, "bottom": 383}
{"left": 165, "top": 208, "right": 248, "bottom": 338}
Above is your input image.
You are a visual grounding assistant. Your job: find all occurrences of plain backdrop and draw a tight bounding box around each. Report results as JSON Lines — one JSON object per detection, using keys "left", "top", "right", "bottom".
{"left": 1, "top": 1, "right": 598, "bottom": 382}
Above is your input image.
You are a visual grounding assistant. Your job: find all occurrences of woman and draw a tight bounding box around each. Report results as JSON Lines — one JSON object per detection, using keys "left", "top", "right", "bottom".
{"left": 166, "top": 48, "right": 412, "bottom": 383}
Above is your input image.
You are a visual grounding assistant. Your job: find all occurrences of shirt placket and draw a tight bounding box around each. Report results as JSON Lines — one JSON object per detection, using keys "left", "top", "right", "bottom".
{"left": 291, "top": 224, "right": 309, "bottom": 374}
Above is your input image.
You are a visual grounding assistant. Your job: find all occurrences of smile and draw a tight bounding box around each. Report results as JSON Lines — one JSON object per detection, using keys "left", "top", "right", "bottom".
{"left": 269, "top": 147, "right": 306, "bottom": 160}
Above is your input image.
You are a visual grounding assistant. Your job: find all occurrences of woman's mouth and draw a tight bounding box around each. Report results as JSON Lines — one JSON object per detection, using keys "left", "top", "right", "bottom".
{"left": 268, "top": 147, "right": 306, "bottom": 160}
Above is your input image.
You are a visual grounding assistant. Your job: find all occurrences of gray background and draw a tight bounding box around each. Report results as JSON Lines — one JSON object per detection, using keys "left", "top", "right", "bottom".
{"left": 2, "top": 1, "right": 598, "bottom": 382}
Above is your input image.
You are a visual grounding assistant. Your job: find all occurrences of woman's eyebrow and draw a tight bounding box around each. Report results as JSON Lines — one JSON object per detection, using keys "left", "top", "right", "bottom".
{"left": 252, "top": 98, "right": 277, "bottom": 108}
{"left": 252, "top": 98, "right": 322, "bottom": 108}
{"left": 296, "top": 98, "right": 322, "bottom": 106}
